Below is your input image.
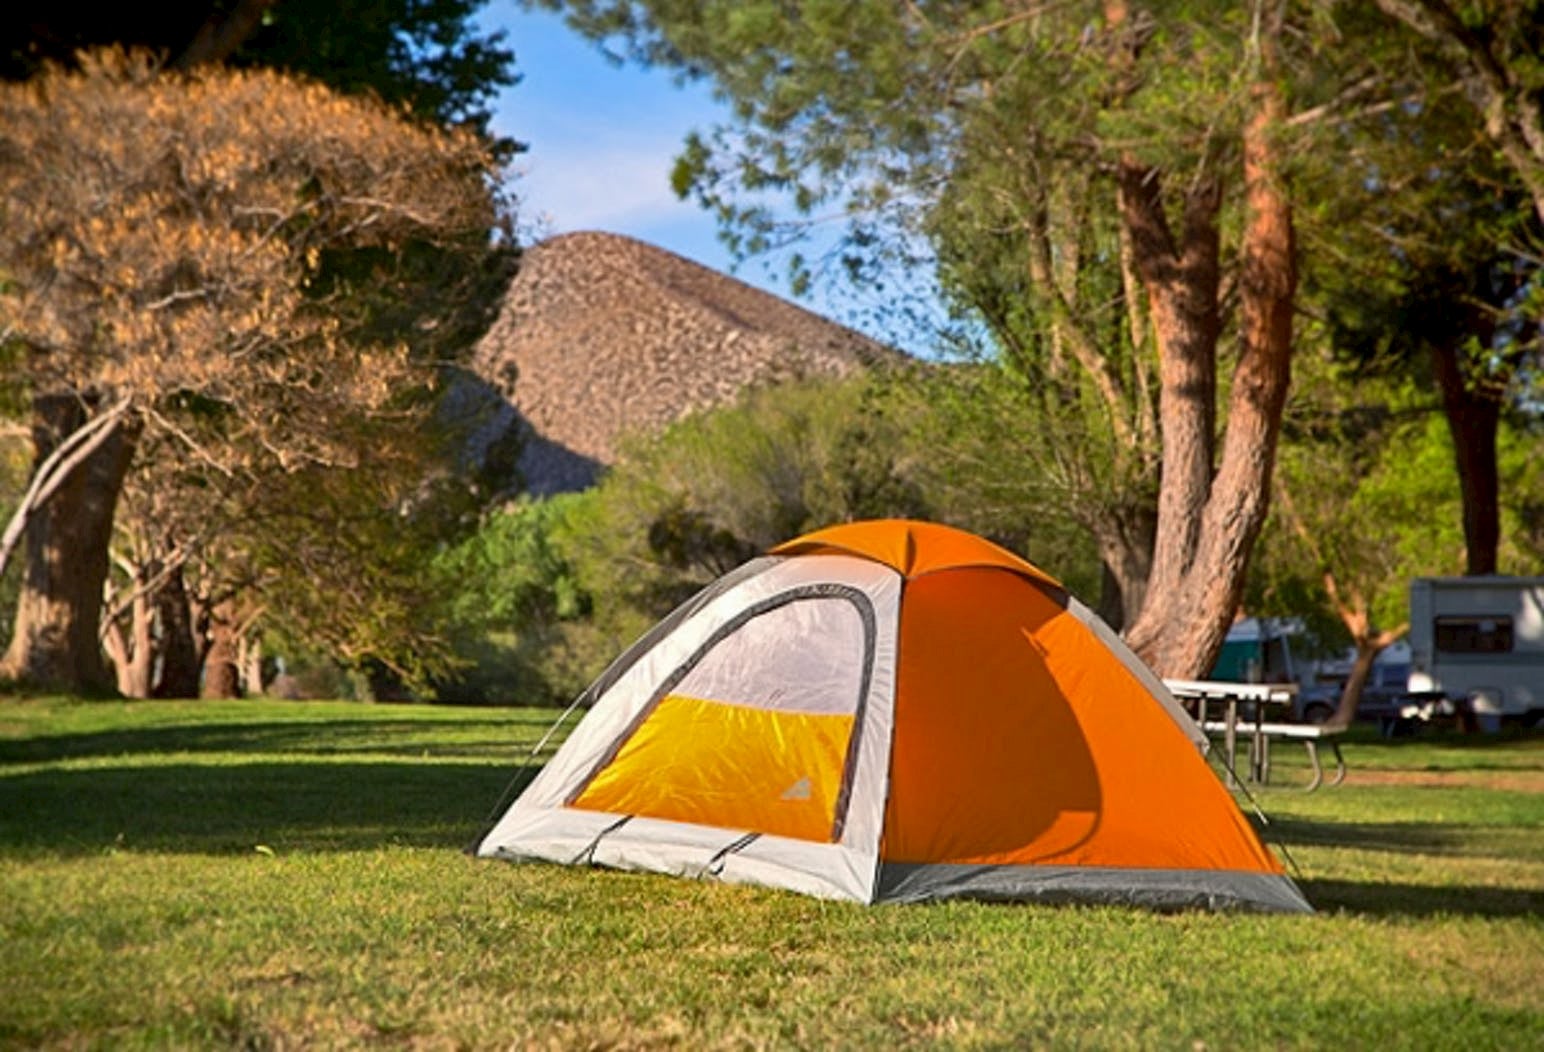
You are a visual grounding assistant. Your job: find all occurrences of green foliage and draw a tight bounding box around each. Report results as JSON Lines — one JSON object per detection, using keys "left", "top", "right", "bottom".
{"left": 434, "top": 377, "right": 932, "bottom": 697}
{"left": 883, "top": 363, "right": 1130, "bottom": 607}
{"left": 1248, "top": 355, "right": 1465, "bottom": 651}
{"left": 432, "top": 369, "right": 1147, "bottom": 699}
{"left": 427, "top": 494, "right": 597, "bottom": 705}
{"left": 1497, "top": 416, "right": 1544, "bottom": 574}
{"left": 0, "top": 436, "right": 27, "bottom": 644}
{"left": 571, "top": 375, "right": 927, "bottom": 606}
{"left": 0, "top": 1, "right": 520, "bottom": 159}
{"left": 234, "top": 0, "right": 520, "bottom": 157}
{"left": 436, "top": 495, "right": 590, "bottom": 632}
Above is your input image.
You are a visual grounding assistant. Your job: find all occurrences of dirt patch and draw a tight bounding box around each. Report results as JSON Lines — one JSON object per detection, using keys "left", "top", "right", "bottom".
{"left": 1344, "top": 769, "right": 1544, "bottom": 793}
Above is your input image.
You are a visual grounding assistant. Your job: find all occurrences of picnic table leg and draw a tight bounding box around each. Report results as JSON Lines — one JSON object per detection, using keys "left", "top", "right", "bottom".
{"left": 1260, "top": 733, "right": 1272, "bottom": 785}
{"left": 1327, "top": 740, "right": 1346, "bottom": 787}
{"left": 1302, "top": 741, "right": 1323, "bottom": 792}
{"left": 1223, "top": 699, "right": 1239, "bottom": 789}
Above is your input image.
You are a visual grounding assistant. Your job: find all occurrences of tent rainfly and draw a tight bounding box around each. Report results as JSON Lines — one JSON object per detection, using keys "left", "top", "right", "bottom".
{"left": 476, "top": 519, "right": 1311, "bottom": 913}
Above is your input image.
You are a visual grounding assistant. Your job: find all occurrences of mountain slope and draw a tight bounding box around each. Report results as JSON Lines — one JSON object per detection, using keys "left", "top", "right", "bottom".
{"left": 472, "top": 231, "right": 900, "bottom": 492}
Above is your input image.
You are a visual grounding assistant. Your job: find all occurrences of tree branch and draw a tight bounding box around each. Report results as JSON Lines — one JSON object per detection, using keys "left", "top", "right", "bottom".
{"left": 172, "top": 0, "right": 279, "bottom": 69}
{"left": 0, "top": 396, "right": 133, "bottom": 582}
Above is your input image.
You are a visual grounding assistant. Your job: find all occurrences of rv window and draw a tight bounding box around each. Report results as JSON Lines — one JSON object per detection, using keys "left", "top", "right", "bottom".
{"left": 1433, "top": 616, "right": 1514, "bottom": 654}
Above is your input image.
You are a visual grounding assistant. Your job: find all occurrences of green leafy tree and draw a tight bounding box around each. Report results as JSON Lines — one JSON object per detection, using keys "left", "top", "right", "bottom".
{"left": 2, "top": 0, "right": 519, "bottom": 155}
{"left": 1252, "top": 361, "right": 1460, "bottom": 724}
{"left": 889, "top": 363, "right": 1137, "bottom": 626}
{"left": 506, "top": 377, "right": 928, "bottom": 691}
{"left": 1369, "top": 0, "right": 1544, "bottom": 225}
{"left": 1292, "top": 8, "right": 1543, "bottom": 578}
{"left": 528, "top": 1, "right": 1343, "bottom": 677}
{"left": 430, "top": 494, "right": 593, "bottom": 704}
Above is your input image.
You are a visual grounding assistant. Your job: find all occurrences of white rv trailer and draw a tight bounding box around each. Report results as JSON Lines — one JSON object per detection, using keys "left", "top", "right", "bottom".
{"left": 1407, "top": 576, "right": 1544, "bottom": 728}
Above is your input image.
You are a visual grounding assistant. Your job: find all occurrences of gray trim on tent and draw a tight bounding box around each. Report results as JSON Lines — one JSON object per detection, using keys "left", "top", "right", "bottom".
{"left": 875, "top": 861, "right": 1312, "bottom": 913}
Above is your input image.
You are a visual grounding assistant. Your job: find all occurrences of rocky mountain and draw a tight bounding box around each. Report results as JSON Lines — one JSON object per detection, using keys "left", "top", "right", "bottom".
{"left": 470, "top": 231, "right": 900, "bottom": 493}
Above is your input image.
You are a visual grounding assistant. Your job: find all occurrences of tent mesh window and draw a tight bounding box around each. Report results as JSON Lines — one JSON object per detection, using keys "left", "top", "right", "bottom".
{"left": 570, "top": 587, "right": 876, "bottom": 842}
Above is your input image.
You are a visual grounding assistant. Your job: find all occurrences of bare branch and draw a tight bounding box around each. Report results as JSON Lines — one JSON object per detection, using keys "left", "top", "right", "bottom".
{"left": 0, "top": 396, "right": 133, "bottom": 581}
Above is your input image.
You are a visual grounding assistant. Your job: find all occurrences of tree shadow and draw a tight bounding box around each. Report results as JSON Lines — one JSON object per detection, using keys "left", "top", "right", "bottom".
{"left": 1300, "top": 877, "right": 1543, "bottom": 919}
{"left": 0, "top": 759, "right": 543, "bottom": 856}
{"left": 0, "top": 715, "right": 554, "bottom": 765}
{"left": 1267, "top": 817, "right": 1472, "bottom": 856}
{"left": 1269, "top": 813, "right": 1543, "bottom": 917}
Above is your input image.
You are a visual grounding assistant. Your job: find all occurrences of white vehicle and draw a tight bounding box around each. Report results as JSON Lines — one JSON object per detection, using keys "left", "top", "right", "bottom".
{"left": 1407, "top": 576, "right": 1544, "bottom": 729}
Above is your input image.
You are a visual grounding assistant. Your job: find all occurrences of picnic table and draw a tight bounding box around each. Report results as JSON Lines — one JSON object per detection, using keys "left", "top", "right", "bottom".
{"left": 1163, "top": 678, "right": 1347, "bottom": 791}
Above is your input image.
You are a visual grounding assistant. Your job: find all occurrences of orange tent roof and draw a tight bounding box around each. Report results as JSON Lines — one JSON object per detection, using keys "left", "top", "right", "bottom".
{"left": 770, "top": 519, "right": 1063, "bottom": 590}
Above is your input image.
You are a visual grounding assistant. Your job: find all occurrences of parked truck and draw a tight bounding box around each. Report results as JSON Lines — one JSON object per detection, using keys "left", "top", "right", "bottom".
{"left": 1406, "top": 576, "right": 1544, "bottom": 729}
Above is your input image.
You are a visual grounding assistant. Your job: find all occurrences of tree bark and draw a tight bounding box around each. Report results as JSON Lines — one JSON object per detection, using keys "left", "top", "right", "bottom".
{"left": 154, "top": 565, "right": 204, "bottom": 698}
{"left": 172, "top": 0, "right": 279, "bottom": 69}
{"left": 238, "top": 634, "right": 265, "bottom": 696}
{"left": 109, "top": 573, "right": 156, "bottom": 699}
{"left": 1430, "top": 340, "right": 1502, "bottom": 575}
{"left": 1115, "top": 163, "right": 1222, "bottom": 618}
{"left": 1091, "top": 505, "right": 1156, "bottom": 633}
{"left": 1, "top": 396, "right": 139, "bottom": 693}
{"left": 201, "top": 598, "right": 241, "bottom": 699}
{"left": 1122, "top": 19, "right": 1297, "bottom": 678}
{"left": 1116, "top": 162, "right": 1224, "bottom": 666}
{"left": 1319, "top": 569, "right": 1410, "bottom": 728}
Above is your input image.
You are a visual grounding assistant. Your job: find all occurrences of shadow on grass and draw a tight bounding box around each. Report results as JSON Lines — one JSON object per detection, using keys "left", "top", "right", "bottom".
{"left": 1267, "top": 817, "right": 1470, "bottom": 856}
{"left": 0, "top": 716, "right": 555, "bottom": 765}
{"left": 0, "top": 760, "right": 543, "bottom": 856}
{"left": 1300, "top": 877, "right": 1544, "bottom": 918}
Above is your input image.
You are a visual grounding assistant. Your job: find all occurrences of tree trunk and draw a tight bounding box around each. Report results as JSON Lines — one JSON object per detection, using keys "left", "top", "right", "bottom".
{"left": 1115, "top": 164, "right": 1222, "bottom": 616}
{"left": 1430, "top": 341, "right": 1501, "bottom": 575}
{"left": 201, "top": 599, "right": 241, "bottom": 699}
{"left": 1, "top": 396, "right": 138, "bottom": 693}
{"left": 1091, "top": 505, "right": 1156, "bottom": 633}
{"left": 1330, "top": 620, "right": 1407, "bottom": 729}
{"left": 238, "top": 634, "right": 265, "bottom": 696}
{"left": 116, "top": 579, "right": 156, "bottom": 699}
{"left": 1121, "top": 23, "right": 1297, "bottom": 678}
{"left": 1332, "top": 643, "right": 1380, "bottom": 729}
{"left": 172, "top": 0, "right": 279, "bottom": 68}
{"left": 154, "top": 566, "right": 204, "bottom": 698}
{"left": 102, "top": 552, "right": 161, "bottom": 699}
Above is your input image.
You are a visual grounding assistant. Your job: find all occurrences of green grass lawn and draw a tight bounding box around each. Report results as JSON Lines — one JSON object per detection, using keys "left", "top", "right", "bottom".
{"left": 2, "top": 698, "right": 1541, "bottom": 1049}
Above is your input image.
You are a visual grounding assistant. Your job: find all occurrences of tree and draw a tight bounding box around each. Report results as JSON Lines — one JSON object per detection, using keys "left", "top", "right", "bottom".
{"left": 541, "top": 377, "right": 928, "bottom": 689}
{"left": 534, "top": 1, "right": 1320, "bottom": 676}
{"left": 1369, "top": 0, "right": 1544, "bottom": 225}
{"left": 1252, "top": 366, "right": 1461, "bottom": 725}
{"left": 887, "top": 363, "right": 1134, "bottom": 625}
{"left": 2, "top": 0, "right": 519, "bottom": 155}
{"left": 1300, "top": 47, "right": 1543, "bottom": 577}
{"left": 0, "top": 50, "right": 503, "bottom": 691}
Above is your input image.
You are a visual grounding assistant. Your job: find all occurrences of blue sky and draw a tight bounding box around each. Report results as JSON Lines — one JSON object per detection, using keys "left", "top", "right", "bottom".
{"left": 477, "top": 10, "right": 779, "bottom": 286}
{"left": 478, "top": 9, "right": 728, "bottom": 262}
{"left": 472, "top": 6, "right": 936, "bottom": 352}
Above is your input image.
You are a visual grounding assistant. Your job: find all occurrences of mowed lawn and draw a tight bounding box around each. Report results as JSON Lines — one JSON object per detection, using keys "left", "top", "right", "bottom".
{"left": 1, "top": 699, "right": 1541, "bottom": 1049}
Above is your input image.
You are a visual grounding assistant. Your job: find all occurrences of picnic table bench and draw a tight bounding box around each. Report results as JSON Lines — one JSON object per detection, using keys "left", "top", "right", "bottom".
{"left": 1164, "top": 678, "right": 1348, "bottom": 792}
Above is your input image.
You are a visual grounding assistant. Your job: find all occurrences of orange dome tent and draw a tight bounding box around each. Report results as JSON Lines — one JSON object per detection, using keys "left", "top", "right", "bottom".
{"left": 476, "top": 520, "right": 1309, "bottom": 912}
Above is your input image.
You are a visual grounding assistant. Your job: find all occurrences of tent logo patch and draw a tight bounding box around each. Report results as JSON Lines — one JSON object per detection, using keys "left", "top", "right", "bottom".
{"left": 780, "top": 777, "right": 812, "bottom": 801}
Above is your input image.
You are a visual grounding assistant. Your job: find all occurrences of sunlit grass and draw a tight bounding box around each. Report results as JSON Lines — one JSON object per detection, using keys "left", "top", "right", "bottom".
{"left": 2, "top": 697, "right": 1540, "bottom": 1048}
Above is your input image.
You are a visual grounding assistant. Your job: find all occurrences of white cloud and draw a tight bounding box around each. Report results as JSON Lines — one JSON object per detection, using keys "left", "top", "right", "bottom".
{"left": 515, "top": 139, "right": 691, "bottom": 234}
